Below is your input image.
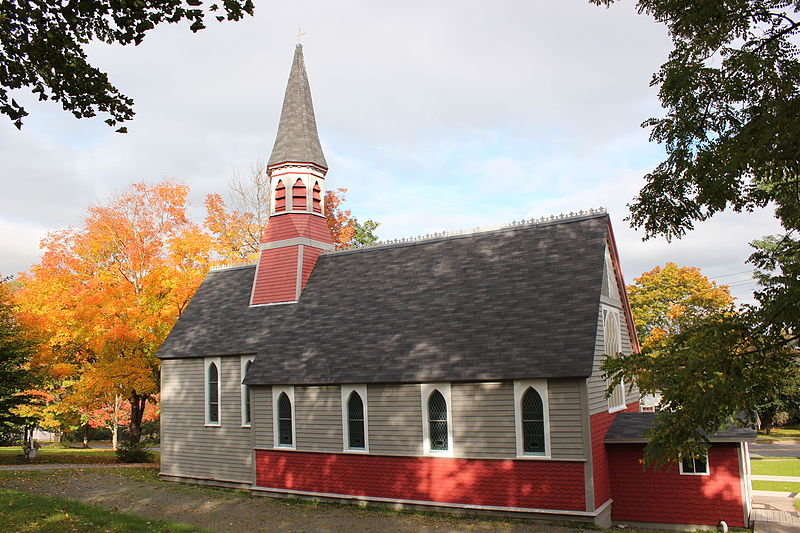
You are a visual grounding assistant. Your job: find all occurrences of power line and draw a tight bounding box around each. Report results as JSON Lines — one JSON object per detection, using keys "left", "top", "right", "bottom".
{"left": 710, "top": 269, "right": 754, "bottom": 280}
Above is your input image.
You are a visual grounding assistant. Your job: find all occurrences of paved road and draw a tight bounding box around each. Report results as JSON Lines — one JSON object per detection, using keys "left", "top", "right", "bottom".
{"left": 752, "top": 441, "right": 800, "bottom": 458}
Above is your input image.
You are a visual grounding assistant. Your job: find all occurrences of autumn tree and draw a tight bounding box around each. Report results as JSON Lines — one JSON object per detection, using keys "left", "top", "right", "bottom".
{"left": 627, "top": 263, "right": 733, "bottom": 349}
{"left": 0, "top": 276, "right": 35, "bottom": 430}
{"left": 593, "top": 1, "right": 800, "bottom": 462}
{"left": 1, "top": 0, "right": 254, "bottom": 131}
{"left": 325, "top": 188, "right": 380, "bottom": 249}
{"left": 205, "top": 161, "right": 271, "bottom": 263}
{"left": 206, "top": 167, "right": 380, "bottom": 259}
{"left": 17, "top": 181, "right": 212, "bottom": 445}
{"left": 605, "top": 251, "right": 799, "bottom": 464}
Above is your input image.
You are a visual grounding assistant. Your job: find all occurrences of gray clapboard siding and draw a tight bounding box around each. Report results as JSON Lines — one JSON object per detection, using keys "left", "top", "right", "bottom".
{"left": 452, "top": 382, "right": 515, "bottom": 458}
{"left": 296, "top": 386, "right": 343, "bottom": 452}
{"left": 160, "top": 357, "right": 254, "bottom": 484}
{"left": 547, "top": 379, "right": 586, "bottom": 459}
{"left": 252, "top": 386, "right": 273, "bottom": 448}
{"left": 367, "top": 384, "right": 423, "bottom": 456}
{"left": 588, "top": 303, "right": 640, "bottom": 415}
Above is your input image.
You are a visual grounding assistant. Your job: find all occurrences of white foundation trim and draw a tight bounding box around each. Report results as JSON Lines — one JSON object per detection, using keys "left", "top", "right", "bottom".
{"left": 251, "top": 485, "right": 612, "bottom": 516}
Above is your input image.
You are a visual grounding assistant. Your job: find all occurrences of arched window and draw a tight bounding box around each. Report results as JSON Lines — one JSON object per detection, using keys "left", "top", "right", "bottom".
{"left": 207, "top": 362, "right": 219, "bottom": 424}
{"left": 277, "top": 392, "right": 293, "bottom": 446}
{"left": 604, "top": 308, "right": 625, "bottom": 410}
{"left": 242, "top": 360, "right": 252, "bottom": 426}
{"left": 522, "top": 387, "right": 545, "bottom": 454}
{"left": 428, "top": 390, "right": 449, "bottom": 451}
{"left": 274, "top": 180, "right": 286, "bottom": 212}
{"left": 292, "top": 178, "right": 307, "bottom": 211}
{"left": 312, "top": 183, "right": 322, "bottom": 213}
{"left": 347, "top": 391, "right": 365, "bottom": 449}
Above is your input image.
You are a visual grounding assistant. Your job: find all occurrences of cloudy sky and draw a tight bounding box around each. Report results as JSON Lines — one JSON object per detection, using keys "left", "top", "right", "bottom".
{"left": 0, "top": 0, "right": 782, "bottom": 303}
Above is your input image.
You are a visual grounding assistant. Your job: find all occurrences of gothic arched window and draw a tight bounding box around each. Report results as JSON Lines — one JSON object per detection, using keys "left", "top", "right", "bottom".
{"left": 312, "top": 182, "right": 322, "bottom": 213}
{"left": 428, "top": 390, "right": 449, "bottom": 451}
{"left": 292, "top": 178, "right": 307, "bottom": 211}
{"left": 277, "top": 392, "right": 293, "bottom": 446}
{"left": 522, "top": 387, "right": 545, "bottom": 454}
{"left": 207, "top": 361, "right": 219, "bottom": 424}
{"left": 347, "top": 391, "right": 365, "bottom": 449}
{"left": 274, "top": 180, "right": 286, "bottom": 212}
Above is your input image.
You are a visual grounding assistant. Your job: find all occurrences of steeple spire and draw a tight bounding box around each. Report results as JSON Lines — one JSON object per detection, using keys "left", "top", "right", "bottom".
{"left": 268, "top": 44, "right": 327, "bottom": 171}
{"left": 251, "top": 44, "right": 334, "bottom": 306}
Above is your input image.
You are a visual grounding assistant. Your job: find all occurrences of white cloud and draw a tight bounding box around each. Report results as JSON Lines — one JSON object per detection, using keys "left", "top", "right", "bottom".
{"left": 0, "top": 0, "right": 783, "bottom": 303}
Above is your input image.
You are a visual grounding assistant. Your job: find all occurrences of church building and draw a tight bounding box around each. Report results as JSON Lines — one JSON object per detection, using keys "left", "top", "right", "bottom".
{"left": 157, "top": 44, "right": 755, "bottom": 530}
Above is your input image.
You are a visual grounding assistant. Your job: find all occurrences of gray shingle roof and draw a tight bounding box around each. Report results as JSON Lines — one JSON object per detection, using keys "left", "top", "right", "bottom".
{"left": 268, "top": 44, "right": 327, "bottom": 170}
{"left": 605, "top": 412, "right": 757, "bottom": 443}
{"left": 158, "top": 215, "right": 611, "bottom": 385}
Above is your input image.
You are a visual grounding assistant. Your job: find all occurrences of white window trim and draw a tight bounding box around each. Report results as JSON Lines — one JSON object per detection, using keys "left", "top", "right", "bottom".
{"left": 421, "top": 383, "right": 453, "bottom": 457}
{"left": 513, "top": 379, "right": 551, "bottom": 459}
{"left": 603, "top": 305, "right": 627, "bottom": 413}
{"left": 204, "top": 357, "right": 222, "bottom": 427}
{"left": 240, "top": 356, "right": 254, "bottom": 428}
{"left": 341, "top": 384, "right": 369, "bottom": 453}
{"left": 272, "top": 386, "right": 296, "bottom": 449}
{"left": 679, "top": 453, "right": 710, "bottom": 476}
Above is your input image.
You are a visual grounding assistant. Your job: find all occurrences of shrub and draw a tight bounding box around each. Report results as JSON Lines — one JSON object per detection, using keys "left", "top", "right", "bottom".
{"left": 115, "top": 445, "right": 154, "bottom": 463}
{"left": 775, "top": 411, "right": 790, "bottom": 427}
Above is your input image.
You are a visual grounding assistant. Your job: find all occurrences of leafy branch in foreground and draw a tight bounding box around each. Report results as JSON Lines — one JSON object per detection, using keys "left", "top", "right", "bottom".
{"left": 0, "top": 1, "right": 255, "bottom": 131}
{"left": 592, "top": 0, "right": 800, "bottom": 463}
{"left": 604, "top": 308, "right": 798, "bottom": 465}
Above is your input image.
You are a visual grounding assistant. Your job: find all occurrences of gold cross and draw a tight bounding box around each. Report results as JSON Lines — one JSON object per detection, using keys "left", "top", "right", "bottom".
{"left": 294, "top": 28, "right": 307, "bottom": 44}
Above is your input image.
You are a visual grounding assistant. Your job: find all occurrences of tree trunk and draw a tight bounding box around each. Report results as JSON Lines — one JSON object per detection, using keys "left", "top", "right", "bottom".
{"left": 128, "top": 392, "right": 148, "bottom": 446}
{"left": 111, "top": 422, "right": 118, "bottom": 450}
{"left": 82, "top": 424, "right": 89, "bottom": 448}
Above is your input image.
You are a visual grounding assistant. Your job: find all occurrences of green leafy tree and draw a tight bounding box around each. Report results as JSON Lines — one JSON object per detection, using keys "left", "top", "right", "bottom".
{"left": 351, "top": 219, "right": 381, "bottom": 247}
{"left": 593, "top": 0, "right": 800, "bottom": 463}
{"left": 1, "top": 0, "right": 254, "bottom": 131}
{"left": 0, "top": 276, "right": 34, "bottom": 429}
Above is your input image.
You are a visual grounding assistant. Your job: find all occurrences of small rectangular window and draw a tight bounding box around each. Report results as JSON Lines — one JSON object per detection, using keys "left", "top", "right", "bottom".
{"left": 680, "top": 454, "right": 709, "bottom": 475}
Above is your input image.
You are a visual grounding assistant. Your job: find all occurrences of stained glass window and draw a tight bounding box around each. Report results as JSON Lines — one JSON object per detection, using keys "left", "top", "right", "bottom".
{"left": 428, "top": 390, "right": 448, "bottom": 451}
{"left": 278, "top": 392, "right": 292, "bottom": 445}
{"left": 347, "top": 392, "right": 365, "bottom": 449}
{"left": 522, "top": 387, "right": 545, "bottom": 454}
{"left": 207, "top": 362, "right": 219, "bottom": 424}
{"left": 243, "top": 361, "right": 252, "bottom": 426}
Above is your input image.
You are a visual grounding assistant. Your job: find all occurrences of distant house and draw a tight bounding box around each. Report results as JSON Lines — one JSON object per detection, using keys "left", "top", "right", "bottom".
{"left": 157, "top": 44, "right": 755, "bottom": 530}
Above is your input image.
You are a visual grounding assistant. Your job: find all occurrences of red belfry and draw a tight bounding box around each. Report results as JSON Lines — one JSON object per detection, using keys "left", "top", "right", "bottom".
{"left": 250, "top": 44, "right": 334, "bottom": 306}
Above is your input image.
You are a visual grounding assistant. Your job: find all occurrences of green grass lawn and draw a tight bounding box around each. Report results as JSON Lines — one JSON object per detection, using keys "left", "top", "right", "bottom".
{"left": 0, "top": 488, "right": 204, "bottom": 532}
{"left": 0, "top": 446, "right": 159, "bottom": 466}
{"left": 752, "top": 480, "right": 800, "bottom": 492}
{"left": 758, "top": 425, "right": 800, "bottom": 440}
{"left": 751, "top": 457, "right": 800, "bottom": 477}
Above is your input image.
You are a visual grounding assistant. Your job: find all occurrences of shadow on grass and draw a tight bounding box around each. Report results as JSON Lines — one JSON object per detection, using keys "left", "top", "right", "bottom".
{"left": 0, "top": 488, "right": 207, "bottom": 532}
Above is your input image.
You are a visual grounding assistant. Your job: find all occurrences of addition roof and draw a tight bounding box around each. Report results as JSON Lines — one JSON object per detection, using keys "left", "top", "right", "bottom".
{"left": 157, "top": 214, "right": 611, "bottom": 385}
{"left": 605, "top": 412, "right": 757, "bottom": 443}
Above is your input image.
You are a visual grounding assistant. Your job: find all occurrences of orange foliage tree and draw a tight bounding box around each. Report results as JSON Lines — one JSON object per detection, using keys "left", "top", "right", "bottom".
{"left": 627, "top": 262, "right": 734, "bottom": 349}
{"left": 17, "top": 181, "right": 212, "bottom": 445}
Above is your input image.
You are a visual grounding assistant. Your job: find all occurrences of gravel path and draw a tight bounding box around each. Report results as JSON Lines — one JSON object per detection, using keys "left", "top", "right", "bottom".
{"left": 0, "top": 469, "right": 590, "bottom": 533}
